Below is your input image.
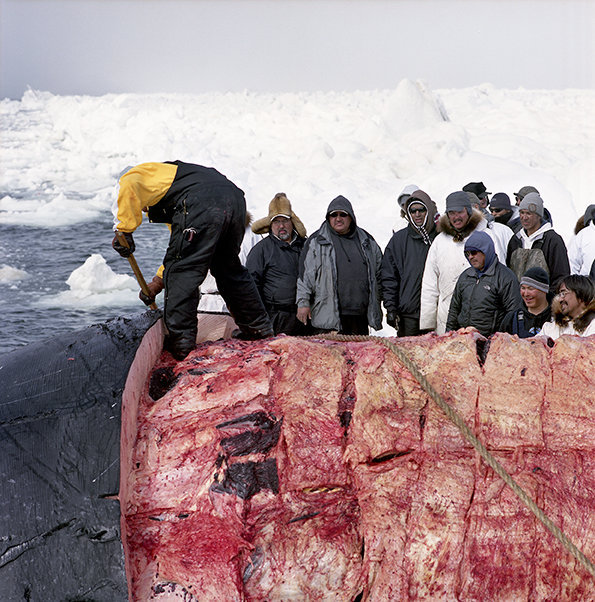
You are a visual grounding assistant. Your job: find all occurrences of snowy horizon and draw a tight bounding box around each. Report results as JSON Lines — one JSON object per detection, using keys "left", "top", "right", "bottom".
{"left": 1, "top": 79, "right": 594, "bottom": 316}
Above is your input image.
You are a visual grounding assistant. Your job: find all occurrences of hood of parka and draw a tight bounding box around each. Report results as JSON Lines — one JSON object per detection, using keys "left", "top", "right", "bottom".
{"left": 437, "top": 208, "right": 484, "bottom": 242}
{"left": 325, "top": 195, "right": 357, "bottom": 234}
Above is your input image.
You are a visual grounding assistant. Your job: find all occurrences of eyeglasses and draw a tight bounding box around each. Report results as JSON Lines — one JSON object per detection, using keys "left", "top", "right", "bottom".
{"left": 409, "top": 207, "right": 427, "bottom": 215}
{"left": 329, "top": 211, "right": 349, "bottom": 218}
{"left": 557, "top": 289, "right": 572, "bottom": 298}
{"left": 490, "top": 208, "right": 506, "bottom": 214}
{"left": 465, "top": 250, "right": 481, "bottom": 257}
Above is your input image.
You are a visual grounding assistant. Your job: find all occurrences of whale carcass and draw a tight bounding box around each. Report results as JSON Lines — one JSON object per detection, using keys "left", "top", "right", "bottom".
{"left": 1, "top": 312, "right": 593, "bottom": 600}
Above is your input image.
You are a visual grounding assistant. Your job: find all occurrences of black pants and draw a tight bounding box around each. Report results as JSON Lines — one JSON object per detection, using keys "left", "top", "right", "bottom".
{"left": 269, "top": 308, "right": 313, "bottom": 336}
{"left": 339, "top": 314, "right": 369, "bottom": 335}
{"left": 397, "top": 315, "right": 422, "bottom": 337}
{"left": 163, "top": 184, "right": 272, "bottom": 345}
{"left": 310, "top": 314, "right": 369, "bottom": 336}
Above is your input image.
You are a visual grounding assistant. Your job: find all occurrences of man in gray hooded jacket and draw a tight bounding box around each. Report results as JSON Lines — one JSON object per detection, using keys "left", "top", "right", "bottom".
{"left": 296, "top": 195, "right": 383, "bottom": 334}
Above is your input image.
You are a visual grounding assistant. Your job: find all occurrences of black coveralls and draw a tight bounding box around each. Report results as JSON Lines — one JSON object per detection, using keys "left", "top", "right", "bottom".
{"left": 149, "top": 162, "right": 272, "bottom": 351}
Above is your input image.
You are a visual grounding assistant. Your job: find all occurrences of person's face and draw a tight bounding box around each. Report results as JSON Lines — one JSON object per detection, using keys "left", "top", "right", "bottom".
{"left": 465, "top": 249, "right": 485, "bottom": 271}
{"left": 490, "top": 207, "right": 511, "bottom": 225}
{"left": 490, "top": 206, "right": 507, "bottom": 218}
{"left": 479, "top": 195, "right": 489, "bottom": 209}
{"left": 270, "top": 216, "right": 292, "bottom": 241}
{"left": 447, "top": 209, "right": 469, "bottom": 231}
{"left": 521, "top": 284, "right": 547, "bottom": 311}
{"left": 557, "top": 285, "right": 586, "bottom": 319}
{"left": 329, "top": 210, "right": 352, "bottom": 235}
{"left": 519, "top": 209, "right": 541, "bottom": 234}
{"left": 408, "top": 202, "right": 427, "bottom": 227}
{"left": 514, "top": 194, "right": 522, "bottom": 206}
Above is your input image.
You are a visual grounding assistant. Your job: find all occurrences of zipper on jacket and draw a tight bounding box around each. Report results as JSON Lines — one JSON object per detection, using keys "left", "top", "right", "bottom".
{"left": 175, "top": 197, "right": 188, "bottom": 259}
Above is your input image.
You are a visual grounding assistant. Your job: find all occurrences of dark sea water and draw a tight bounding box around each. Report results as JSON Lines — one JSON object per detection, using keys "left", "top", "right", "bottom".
{"left": 0, "top": 220, "right": 170, "bottom": 355}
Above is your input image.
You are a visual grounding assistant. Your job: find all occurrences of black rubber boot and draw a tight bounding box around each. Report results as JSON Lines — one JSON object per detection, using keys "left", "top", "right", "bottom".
{"left": 164, "top": 333, "right": 196, "bottom": 361}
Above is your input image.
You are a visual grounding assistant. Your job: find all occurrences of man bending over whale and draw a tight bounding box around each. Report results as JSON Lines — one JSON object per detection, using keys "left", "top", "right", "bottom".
{"left": 111, "top": 161, "right": 273, "bottom": 360}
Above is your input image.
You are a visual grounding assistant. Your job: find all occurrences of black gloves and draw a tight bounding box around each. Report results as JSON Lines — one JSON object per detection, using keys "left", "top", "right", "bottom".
{"left": 139, "top": 276, "right": 164, "bottom": 306}
{"left": 386, "top": 311, "right": 398, "bottom": 330}
{"left": 112, "top": 232, "right": 135, "bottom": 257}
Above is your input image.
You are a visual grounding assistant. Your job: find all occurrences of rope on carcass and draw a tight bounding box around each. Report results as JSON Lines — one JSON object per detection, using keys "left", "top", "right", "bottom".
{"left": 311, "top": 332, "right": 595, "bottom": 580}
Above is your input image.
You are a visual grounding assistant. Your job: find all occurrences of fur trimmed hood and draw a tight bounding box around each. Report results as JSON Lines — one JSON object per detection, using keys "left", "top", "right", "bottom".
{"left": 437, "top": 208, "right": 484, "bottom": 242}
{"left": 550, "top": 296, "right": 595, "bottom": 333}
{"left": 251, "top": 193, "right": 307, "bottom": 237}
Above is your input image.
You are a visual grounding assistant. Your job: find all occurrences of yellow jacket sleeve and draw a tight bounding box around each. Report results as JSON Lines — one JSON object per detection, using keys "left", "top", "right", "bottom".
{"left": 112, "top": 162, "right": 178, "bottom": 233}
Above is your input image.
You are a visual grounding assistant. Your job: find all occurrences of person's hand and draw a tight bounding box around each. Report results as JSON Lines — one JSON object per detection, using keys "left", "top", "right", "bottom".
{"left": 112, "top": 231, "right": 135, "bottom": 257}
{"left": 139, "top": 276, "right": 164, "bottom": 306}
{"left": 297, "top": 306, "right": 311, "bottom": 325}
{"left": 386, "top": 311, "right": 398, "bottom": 330}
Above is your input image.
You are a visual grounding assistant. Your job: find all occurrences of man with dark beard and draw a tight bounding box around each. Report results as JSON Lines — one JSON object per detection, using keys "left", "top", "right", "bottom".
{"left": 381, "top": 190, "right": 438, "bottom": 336}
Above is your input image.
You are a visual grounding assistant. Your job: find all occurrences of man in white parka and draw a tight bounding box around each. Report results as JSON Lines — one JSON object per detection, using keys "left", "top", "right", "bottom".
{"left": 420, "top": 191, "right": 495, "bottom": 335}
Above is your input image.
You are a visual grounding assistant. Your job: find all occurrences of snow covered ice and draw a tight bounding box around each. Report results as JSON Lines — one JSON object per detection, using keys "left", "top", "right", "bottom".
{"left": 1, "top": 79, "right": 594, "bottom": 353}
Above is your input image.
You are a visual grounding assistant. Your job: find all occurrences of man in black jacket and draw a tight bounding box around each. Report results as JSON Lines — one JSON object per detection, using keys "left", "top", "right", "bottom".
{"left": 381, "top": 190, "right": 438, "bottom": 336}
{"left": 247, "top": 193, "right": 310, "bottom": 335}
{"left": 500, "top": 267, "right": 552, "bottom": 337}
{"left": 447, "top": 231, "right": 521, "bottom": 338}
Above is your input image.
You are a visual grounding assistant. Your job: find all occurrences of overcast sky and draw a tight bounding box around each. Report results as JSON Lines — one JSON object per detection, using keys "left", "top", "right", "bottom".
{"left": 1, "top": 0, "right": 593, "bottom": 99}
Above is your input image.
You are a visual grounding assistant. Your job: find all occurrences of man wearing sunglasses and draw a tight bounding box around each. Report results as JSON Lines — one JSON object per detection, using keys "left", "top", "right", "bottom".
{"left": 296, "top": 195, "right": 383, "bottom": 335}
{"left": 381, "top": 190, "right": 438, "bottom": 336}
{"left": 446, "top": 231, "right": 521, "bottom": 337}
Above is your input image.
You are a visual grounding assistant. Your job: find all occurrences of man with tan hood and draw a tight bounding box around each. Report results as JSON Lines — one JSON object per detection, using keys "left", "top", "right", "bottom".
{"left": 246, "top": 193, "right": 310, "bottom": 335}
{"left": 381, "top": 189, "right": 438, "bottom": 336}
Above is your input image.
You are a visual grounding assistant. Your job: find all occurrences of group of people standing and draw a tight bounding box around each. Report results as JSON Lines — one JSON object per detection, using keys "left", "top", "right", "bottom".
{"left": 111, "top": 162, "right": 595, "bottom": 360}
{"left": 246, "top": 180, "right": 595, "bottom": 342}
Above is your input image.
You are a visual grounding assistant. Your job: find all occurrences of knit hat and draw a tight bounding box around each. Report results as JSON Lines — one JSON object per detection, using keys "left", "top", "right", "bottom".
{"left": 463, "top": 181, "right": 490, "bottom": 199}
{"left": 397, "top": 184, "right": 419, "bottom": 209}
{"left": 489, "top": 192, "right": 512, "bottom": 211}
{"left": 520, "top": 267, "right": 550, "bottom": 293}
{"left": 445, "top": 191, "right": 473, "bottom": 214}
{"left": 514, "top": 185, "right": 539, "bottom": 201}
{"left": 252, "top": 192, "right": 307, "bottom": 237}
{"left": 518, "top": 192, "right": 544, "bottom": 217}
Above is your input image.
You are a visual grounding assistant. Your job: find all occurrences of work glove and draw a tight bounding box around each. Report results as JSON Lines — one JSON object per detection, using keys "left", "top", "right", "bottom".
{"left": 139, "top": 276, "right": 164, "bottom": 306}
{"left": 386, "top": 311, "right": 399, "bottom": 330}
{"left": 112, "top": 231, "right": 135, "bottom": 257}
